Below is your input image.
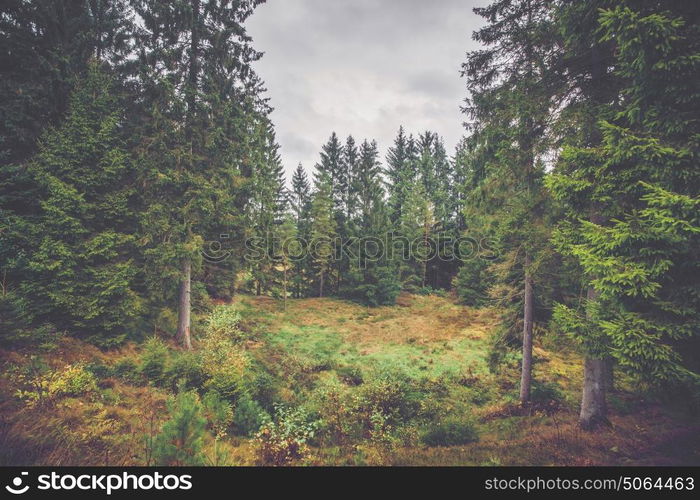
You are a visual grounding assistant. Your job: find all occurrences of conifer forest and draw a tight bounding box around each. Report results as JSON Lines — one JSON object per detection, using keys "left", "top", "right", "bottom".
{"left": 0, "top": 0, "right": 698, "bottom": 470}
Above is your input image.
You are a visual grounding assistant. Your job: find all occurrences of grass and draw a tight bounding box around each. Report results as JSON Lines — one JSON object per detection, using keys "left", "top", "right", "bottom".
{"left": 1, "top": 292, "right": 698, "bottom": 466}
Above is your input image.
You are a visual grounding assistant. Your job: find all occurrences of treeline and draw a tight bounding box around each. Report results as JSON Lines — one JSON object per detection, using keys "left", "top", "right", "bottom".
{"left": 0, "top": 0, "right": 279, "bottom": 350}
{"left": 259, "top": 129, "right": 474, "bottom": 306}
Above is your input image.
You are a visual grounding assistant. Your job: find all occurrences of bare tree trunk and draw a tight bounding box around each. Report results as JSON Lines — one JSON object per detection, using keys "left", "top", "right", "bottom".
{"left": 519, "top": 254, "right": 534, "bottom": 405}
{"left": 603, "top": 356, "right": 614, "bottom": 392}
{"left": 176, "top": 259, "right": 192, "bottom": 350}
{"left": 283, "top": 265, "right": 288, "bottom": 311}
{"left": 580, "top": 356, "right": 608, "bottom": 429}
{"left": 580, "top": 285, "right": 609, "bottom": 429}
{"left": 319, "top": 271, "right": 324, "bottom": 298}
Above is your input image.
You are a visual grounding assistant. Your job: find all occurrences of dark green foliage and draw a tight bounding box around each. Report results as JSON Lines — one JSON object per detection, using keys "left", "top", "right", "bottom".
{"left": 164, "top": 351, "right": 207, "bottom": 392}
{"left": 233, "top": 393, "right": 269, "bottom": 436}
{"left": 153, "top": 391, "right": 207, "bottom": 466}
{"left": 138, "top": 337, "right": 169, "bottom": 385}
{"left": 18, "top": 63, "right": 142, "bottom": 341}
{"left": 113, "top": 359, "right": 140, "bottom": 384}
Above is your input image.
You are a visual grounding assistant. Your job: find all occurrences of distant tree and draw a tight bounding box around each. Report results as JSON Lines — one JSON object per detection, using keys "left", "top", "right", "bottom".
{"left": 309, "top": 172, "right": 337, "bottom": 297}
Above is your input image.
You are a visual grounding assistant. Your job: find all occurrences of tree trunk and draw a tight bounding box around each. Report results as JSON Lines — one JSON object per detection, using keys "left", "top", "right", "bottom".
{"left": 319, "top": 271, "right": 324, "bottom": 298}
{"left": 580, "top": 284, "right": 609, "bottom": 429}
{"left": 519, "top": 254, "right": 534, "bottom": 405}
{"left": 603, "top": 356, "right": 614, "bottom": 392}
{"left": 580, "top": 356, "right": 609, "bottom": 429}
{"left": 283, "top": 265, "right": 288, "bottom": 311}
{"left": 176, "top": 259, "right": 192, "bottom": 350}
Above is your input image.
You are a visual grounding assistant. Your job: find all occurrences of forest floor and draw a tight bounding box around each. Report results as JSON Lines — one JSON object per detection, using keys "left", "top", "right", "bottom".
{"left": 1, "top": 293, "right": 698, "bottom": 466}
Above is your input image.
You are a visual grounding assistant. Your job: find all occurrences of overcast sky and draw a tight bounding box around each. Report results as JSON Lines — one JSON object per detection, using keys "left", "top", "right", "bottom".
{"left": 247, "top": 0, "right": 486, "bottom": 181}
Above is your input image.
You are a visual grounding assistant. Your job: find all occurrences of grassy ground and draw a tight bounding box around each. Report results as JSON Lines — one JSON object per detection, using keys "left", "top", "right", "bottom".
{"left": 1, "top": 293, "right": 698, "bottom": 466}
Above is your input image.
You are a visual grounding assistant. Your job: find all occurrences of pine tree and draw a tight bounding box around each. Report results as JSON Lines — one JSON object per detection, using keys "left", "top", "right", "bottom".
{"left": 309, "top": 171, "right": 337, "bottom": 298}
{"left": 463, "top": 0, "right": 560, "bottom": 405}
{"left": 346, "top": 140, "right": 400, "bottom": 305}
{"left": 18, "top": 62, "right": 141, "bottom": 342}
{"left": 385, "top": 126, "right": 416, "bottom": 223}
{"left": 133, "top": 0, "right": 264, "bottom": 348}
{"left": 153, "top": 391, "right": 207, "bottom": 466}
{"left": 290, "top": 163, "right": 312, "bottom": 298}
{"left": 549, "top": 1, "right": 700, "bottom": 427}
{"left": 343, "top": 135, "right": 360, "bottom": 222}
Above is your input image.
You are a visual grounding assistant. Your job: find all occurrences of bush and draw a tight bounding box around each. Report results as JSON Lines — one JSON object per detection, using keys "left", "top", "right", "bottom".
{"left": 531, "top": 380, "right": 564, "bottom": 404}
{"left": 199, "top": 320, "right": 250, "bottom": 400}
{"left": 202, "top": 391, "right": 234, "bottom": 438}
{"left": 13, "top": 362, "right": 98, "bottom": 406}
{"left": 113, "top": 358, "right": 140, "bottom": 384}
{"left": 256, "top": 405, "right": 319, "bottom": 465}
{"left": 84, "top": 361, "right": 112, "bottom": 380}
{"left": 416, "top": 286, "right": 447, "bottom": 297}
{"left": 139, "top": 337, "right": 169, "bottom": 385}
{"left": 353, "top": 374, "right": 421, "bottom": 427}
{"left": 164, "top": 351, "right": 207, "bottom": 391}
{"left": 49, "top": 364, "right": 98, "bottom": 396}
{"left": 153, "top": 391, "right": 207, "bottom": 466}
{"left": 233, "top": 393, "right": 270, "bottom": 437}
{"left": 206, "top": 306, "right": 246, "bottom": 342}
{"left": 421, "top": 417, "right": 479, "bottom": 446}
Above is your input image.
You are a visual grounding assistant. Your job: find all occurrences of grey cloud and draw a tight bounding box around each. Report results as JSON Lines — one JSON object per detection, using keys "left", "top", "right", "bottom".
{"left": 247, "top": 0, "right": 486, "bottom": 179}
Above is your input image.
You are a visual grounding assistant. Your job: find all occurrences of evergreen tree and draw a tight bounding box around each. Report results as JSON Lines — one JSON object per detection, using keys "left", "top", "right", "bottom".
{"left": 133, "top": 0, "right": 264, "bottom": 348}
{"left": 385, "top": 126, "right": 416, "bottom": 223}
{"left": 290, "top": 163, "right": 312, "bottom": 298}
{"left": 153, "top": 390, "right": 207, "bottom": 466}
{"left": 549, "top": 1, "right": 700, "bottom": 427}
{"left": 18, "top": 63, "right": 141, "bottom": 342}
{"left": 309, "top": 171, "right": 337, "bottom": 297}
{"left": 463, "top": 0, "right": 560, "bottom": 404}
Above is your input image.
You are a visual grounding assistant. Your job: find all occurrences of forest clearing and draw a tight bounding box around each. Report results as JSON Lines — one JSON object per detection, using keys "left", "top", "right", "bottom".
{"left": 1, "top": 0, "right": 698, "bottom": 481}
{"left": 1, "top": 293, "right": 697, "bottom": 466}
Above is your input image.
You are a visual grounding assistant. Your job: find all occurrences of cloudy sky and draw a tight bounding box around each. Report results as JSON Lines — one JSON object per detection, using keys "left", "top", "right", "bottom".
{"left": 247, "top": 0, "right": 486, "bottom": 181}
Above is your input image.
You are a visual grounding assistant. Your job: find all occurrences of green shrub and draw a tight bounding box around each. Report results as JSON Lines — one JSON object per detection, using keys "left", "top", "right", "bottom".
{"left": 531, "top": 380, "right": 564, "bottom": 403}
{"left": 84, "top": 361, "right": 113, "bottom": 380}
{"left": 248, "top": 370, "right": 277, "bottom": 412}
{"left": 202, "top": 391, "right": 234, "bottom": 438}
{"left": 113, "top": 358, "right": 140, "bottom": 384}
{"left": 421, "top": 417, "right": 479, "bottom": 446}
{"left": 415, "top": 286, "right": 447, "bottom": 297}
{"left": 153, "top": 391, "right": 207, "bottom": 466}
{"left": 256, "top": 404, "right": 319, "bottom": 465}
{"left": 13, "top": 362, "right": 98, "bottom": 406}
{"left": 139, "top": 337, "right": 169, "bottom": 385}
{"left": 206, "top": 306, "right": 245, "bottom": 342}
{"left": 233, "top": 393, "right": 270, "bottom": 436}
{"left": 199, "top": 313, "right": 250, "bottom": 400}
{"left": 353, "top": 374, "right": 421, "bottom": 426}
{"left": 164, "top": 351, "right": 207, "bottom": 391}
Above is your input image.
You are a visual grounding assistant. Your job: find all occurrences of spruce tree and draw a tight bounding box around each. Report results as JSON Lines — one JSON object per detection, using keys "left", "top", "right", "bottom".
{"left": 133, "top": 0, "right": 264, "bottom": 348}
{"left": 19, "top": 62, "right": 141, "bottom": 342}
{"left": 549, "top": 1, "right": 700, "bottom": 427}
{"left": 463, "top": 0, "right": 560, "bottom": 404}
{"left": 309, "top": 171, "right": 337, "bottom": 298}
